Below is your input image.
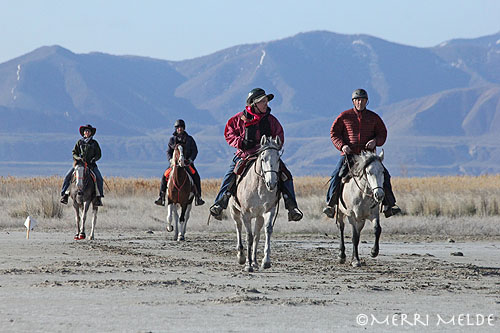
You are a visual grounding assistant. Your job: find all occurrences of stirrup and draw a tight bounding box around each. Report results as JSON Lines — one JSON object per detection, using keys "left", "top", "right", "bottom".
{"left": 323, "top": 206, "right": 335, "bottom": 219}
{"left": 94, "top": 197, "right": 103, "bottom": 206}
{"left": 288, "top": 207, "right": 303, "bottom": 222}
{"left": 154, "top": 196, "right": 165, "bottom": 206}
{"left": 209, "top": 204, "right": 223, "bottom": 220}
{"left": 195, "top": 196, "right": 205, "bottom": 206}
{"left": 384, "top": 205, "right": 401, "bottom": 218}
{"left": 60, "top": 195, "right": 69, "bottom": 205}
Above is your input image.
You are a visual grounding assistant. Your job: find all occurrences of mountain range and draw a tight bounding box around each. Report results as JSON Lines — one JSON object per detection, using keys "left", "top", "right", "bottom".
{"left": 1, "top": 30, "right": 499, "bottom": 178}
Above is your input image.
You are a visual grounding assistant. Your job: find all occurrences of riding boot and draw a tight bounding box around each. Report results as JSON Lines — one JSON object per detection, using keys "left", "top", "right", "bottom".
{"left": 192, "top": 171, "right": 205, "bottom": 206}
{"left": 60, "top": 194, "right": 69, "bottom": 205}
{"left": 382, "top": 168, "right": 401, "bottom": 217}
{"left": 281, "top": 179, "right": 303, "bottom": 222}
{"left": 209, "top": 192, "right": 230, "bottom": 220}
{"left": 323, "top": 186, "right": 340, "bottom": 218}
{"left": 154, "top": 191, "right": 166, "bottom": 206}
{"left": 94, "top": 196, "right": 103, "bottom": 207}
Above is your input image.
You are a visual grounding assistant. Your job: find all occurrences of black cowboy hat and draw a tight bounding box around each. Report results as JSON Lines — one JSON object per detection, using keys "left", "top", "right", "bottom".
{"left": 246, "top": 88, "right": 274, "bottom": 106}
{"left": 79, "top": 124, "right": 96, "bottom": 137}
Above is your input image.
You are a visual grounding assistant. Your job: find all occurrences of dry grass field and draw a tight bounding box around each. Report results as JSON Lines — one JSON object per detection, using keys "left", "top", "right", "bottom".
{"left": 1, "top": 175, "right": 499, "bottom": 238}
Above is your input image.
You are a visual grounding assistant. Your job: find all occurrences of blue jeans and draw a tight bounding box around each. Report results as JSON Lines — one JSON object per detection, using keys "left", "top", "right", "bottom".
{"left": 214, "top": 156, "right": 239, "bottom": 207}
{"left": 326, "top": 155, "right": 346, "bottom": 204}
{"left": 61, "top": 165, "right": 104, "bottom": 197}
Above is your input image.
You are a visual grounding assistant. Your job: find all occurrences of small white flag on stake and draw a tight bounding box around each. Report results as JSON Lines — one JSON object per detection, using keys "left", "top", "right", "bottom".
{"left": 24, "top": 216, "right": 37, "bottom": 239}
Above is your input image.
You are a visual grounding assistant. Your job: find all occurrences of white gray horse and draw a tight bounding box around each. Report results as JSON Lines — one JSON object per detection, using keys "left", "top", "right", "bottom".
{"left": 337, "top": 150, "right": 386, "bottom": 267}
{"left": 166, "top": 144, "right": 194, "bottom": 241}
{"left": 228, "top": 136, "right": 281, "bottom": 272}
{"left": 70, "top": 164, "right": 98, "bottom": 240}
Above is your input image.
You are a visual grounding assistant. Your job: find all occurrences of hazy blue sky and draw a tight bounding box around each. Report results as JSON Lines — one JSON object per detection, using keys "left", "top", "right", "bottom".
{"left": 1, "top": 0, "right": 499, "bottom": 64}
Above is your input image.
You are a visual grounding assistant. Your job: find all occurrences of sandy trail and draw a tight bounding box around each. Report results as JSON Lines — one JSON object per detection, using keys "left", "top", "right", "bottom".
{"left": 1, "top": 230, "right": 499, "bottom": 332}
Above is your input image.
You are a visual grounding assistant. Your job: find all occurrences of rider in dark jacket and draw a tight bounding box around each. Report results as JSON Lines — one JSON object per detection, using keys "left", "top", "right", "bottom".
{"left": 60, "top": 124, "right": 104, "bottom": 206}
{"left": 154, "top": 119, "right": 205, "bottom": 206}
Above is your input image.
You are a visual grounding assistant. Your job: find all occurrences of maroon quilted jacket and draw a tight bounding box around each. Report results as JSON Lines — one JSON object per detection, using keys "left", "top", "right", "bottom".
{"left": 330, "top": 108, "right": 387, "bottom": 155}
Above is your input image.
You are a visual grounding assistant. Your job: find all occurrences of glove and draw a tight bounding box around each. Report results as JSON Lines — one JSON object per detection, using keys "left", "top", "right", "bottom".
{"left": 365, "top": 139, "right": 376, "bottom": 150}
{"left": 342, "top": 145, "right": 352, "bottom": 154}
{"left": 241, "top": 139, "right": 256, "bottom": 150}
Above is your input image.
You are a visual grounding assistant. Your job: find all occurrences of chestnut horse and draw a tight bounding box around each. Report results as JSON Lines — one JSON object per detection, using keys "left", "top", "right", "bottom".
{"left": 166, "top": 144, "right": 194, "bottom": 241}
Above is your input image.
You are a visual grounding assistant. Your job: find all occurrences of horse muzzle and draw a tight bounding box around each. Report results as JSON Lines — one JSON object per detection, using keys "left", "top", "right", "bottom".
{"left": 373, "top": 188, "right": 385, "bottom": 202}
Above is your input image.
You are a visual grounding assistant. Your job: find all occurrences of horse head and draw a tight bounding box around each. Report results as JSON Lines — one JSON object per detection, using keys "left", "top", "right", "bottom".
{"left": 74, "top": 164, "right": 86, "bottom": 192}
{"left": 259, "top": 136, "right": 281, "bottom": 192}
{"left": 171, "top": 144, "right": 186, "bottom": 168}
{"left": 354, "top": 150, "right": 385, "bottom": 203}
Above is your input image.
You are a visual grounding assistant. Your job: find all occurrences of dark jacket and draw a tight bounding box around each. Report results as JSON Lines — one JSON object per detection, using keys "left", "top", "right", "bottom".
{"left": 167, "top": 132, "right": 198, "bottom": 161}
{"left": 72, "top": 138, "right": 101, "bottom": 167}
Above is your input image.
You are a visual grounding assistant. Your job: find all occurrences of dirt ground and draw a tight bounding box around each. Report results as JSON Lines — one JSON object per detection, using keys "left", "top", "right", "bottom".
{"left": 1, "top": 228, "right": 500, "bottom": 332}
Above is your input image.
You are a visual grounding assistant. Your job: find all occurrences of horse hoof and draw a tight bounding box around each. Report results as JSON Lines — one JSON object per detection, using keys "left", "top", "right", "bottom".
{"left": 261, "top": 262, "right": 271, "bottom": 269}
{"left": 238, "top": 255, "right": 246, "bottom": 265}
{"left": 338, "top": 253, "right": 346, "bottom": 264}
{"left": 352, "top": 261, "right": 362, "bottom": 268}
{"left": 166, "top": 225, "right": 173, "bottom": 232}
{"left": 178, "top": 236, "right": 185, "bottom": 241}
{"left": 244, "top": 265, "right": 254, "bottom": 273}
{"left": 371, "top": 249, "right": 379, "bottom": 258}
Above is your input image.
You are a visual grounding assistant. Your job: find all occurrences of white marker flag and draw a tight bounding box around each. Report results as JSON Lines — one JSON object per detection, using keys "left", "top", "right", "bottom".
{"left": 24, "top": 216, "right": 37, "bottom": 230}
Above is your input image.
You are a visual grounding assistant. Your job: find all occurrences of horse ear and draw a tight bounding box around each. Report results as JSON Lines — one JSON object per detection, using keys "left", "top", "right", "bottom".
{"left": 260, "top": 135, "right": 268, "bottom": 146}
{"left": 379, "top": 149, "right": 384, "bottom": 162}
{"left": 274, "top": 136, "right": 281, "bottom": 147}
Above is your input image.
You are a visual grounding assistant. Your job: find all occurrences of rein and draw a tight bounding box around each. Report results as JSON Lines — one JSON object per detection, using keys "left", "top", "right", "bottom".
{"left": 346, "top": 155, "right": 382, "bottom": 200}
{"left": 171, "top": 145, "right": 190, "bottom": 202}
{"left": 253, "top": 146, "right": 282, "bottom": 179}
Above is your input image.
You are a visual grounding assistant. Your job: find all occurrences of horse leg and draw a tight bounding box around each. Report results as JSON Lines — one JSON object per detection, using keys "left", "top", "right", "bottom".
{"left": 80, "top": 202, "right": 91, "bottom": 238}
{"left": 371, "top": 216, "right": 382, "bottom": 258}
{"left": 252, "top": 216, "right": 264, "bottom": 270}
{"left": 337, "top": 213, "right": 346, "bottom": 264}
{"left": 166, "top": 204, "right": 174, "bottom": 233}
{"left": 233, "top": 214, "right": 246, "bottom": 265}
{"left": 74, "top": 204, "right": 81, "bottom": 239}
{"left": 243, "top": 218, "right": 254, "bottom": 272}
{"left": 261, "top": 211, "right": 274, "bottom": 269}
{"left": 350, "top": 219, "right": 365, "bottom": 267}
{"left": 178, "top": 204, "right": 190, "bottom": 241}
{"left": 88, "top": 206, "right": 98, "bottom": 240}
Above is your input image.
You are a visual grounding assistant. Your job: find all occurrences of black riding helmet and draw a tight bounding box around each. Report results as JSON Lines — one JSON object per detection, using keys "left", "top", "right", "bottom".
{"left": 352, "top": 88, "right": 368, "bottom": 100}
{"left": 174, "top": 119, "right": 185, "bottom": 129}
{"left": 246, "top": 88, "right": 274, "bottom": 106}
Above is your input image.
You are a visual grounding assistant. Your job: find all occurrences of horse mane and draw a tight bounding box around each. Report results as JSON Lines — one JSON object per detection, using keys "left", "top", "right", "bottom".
{"left": 352, "top": 151, "right": 381, "bottom": 175}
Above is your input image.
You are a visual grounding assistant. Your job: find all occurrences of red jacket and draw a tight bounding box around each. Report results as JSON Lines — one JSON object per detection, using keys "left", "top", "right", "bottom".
{"left": 225, "top": 110, "right": 284, "bottom": 159}
{"left": 330, "top": 108, "right": 387, "bottom": 155}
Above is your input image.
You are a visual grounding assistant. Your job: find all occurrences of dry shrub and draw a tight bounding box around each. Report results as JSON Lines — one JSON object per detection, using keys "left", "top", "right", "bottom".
{"left": 2, "top": 174, "right": 500, "bottom": 218}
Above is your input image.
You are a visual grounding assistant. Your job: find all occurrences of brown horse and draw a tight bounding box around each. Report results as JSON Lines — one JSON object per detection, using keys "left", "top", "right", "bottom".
{"left": 69, "top": 163, "right": 98, "bottom": 240}
{"left": 166, "top": 144, "right": 194, "bottom": 241}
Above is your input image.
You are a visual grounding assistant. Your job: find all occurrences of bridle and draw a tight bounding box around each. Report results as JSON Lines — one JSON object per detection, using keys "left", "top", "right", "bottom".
{"left": 170, "top": 145, "right": 190, "bottom": 202}
{"left": 346, "top": 155, "right": 384, "bottom": 200}
{"left": 253, "top": 145, "right": 282, "bottom": 179}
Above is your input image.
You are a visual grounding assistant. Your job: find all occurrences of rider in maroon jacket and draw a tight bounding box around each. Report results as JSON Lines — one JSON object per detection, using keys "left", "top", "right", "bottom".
{"left": 323, "top": 88, "right": 401, "bottom": 218}
{"left": 209, "top": 88, "right": 303, "bottom": 222}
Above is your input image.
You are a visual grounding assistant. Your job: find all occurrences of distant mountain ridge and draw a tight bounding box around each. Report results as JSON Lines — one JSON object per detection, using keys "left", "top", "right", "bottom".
{"left": 1, "top": 30, "right": 500, "bottom": 178}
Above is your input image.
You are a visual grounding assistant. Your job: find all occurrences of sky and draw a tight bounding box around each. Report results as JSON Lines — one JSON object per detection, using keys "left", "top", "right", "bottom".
{"left": 1, "top": 0, "right": 499, "bottom": 64}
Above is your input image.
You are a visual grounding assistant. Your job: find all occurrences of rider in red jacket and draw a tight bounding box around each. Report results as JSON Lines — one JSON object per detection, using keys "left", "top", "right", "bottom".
{"left": 209, "top": 88, "right": 303, "bottom": 222}
{"left": 323, "top": 89, "right": 401, "bottom": 218}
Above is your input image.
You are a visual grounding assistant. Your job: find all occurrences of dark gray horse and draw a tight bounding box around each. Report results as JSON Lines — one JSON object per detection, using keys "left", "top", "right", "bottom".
{"left": 70, "top": 164, "right": 98, "bottom": 240}
{"left": 337, "top": 150, "right": 385, "bottom": 267}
